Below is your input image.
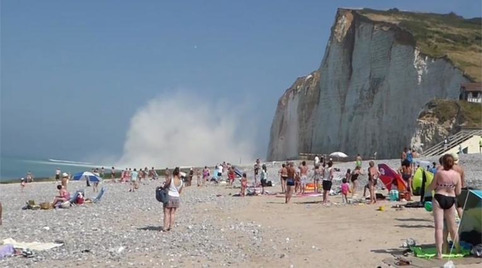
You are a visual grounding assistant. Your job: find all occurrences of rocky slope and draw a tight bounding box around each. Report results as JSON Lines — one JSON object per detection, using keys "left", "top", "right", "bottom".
{"left": 268, "top": 8, "right": 480, "bottom": 160}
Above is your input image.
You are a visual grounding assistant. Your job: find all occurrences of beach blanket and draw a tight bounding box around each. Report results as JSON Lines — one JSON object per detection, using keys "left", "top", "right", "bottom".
{"left": 2, "top": 238, "right": 63, "bottom": 251}
{"left": 410, "top": 246, "right": 471, "bottom": 259}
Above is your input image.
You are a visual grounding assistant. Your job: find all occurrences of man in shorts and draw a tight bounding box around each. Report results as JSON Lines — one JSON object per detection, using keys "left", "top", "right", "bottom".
{"left": 55, "top": 168, "right": 61, "bottom": 182}
{"left": 285, "top": 162, "right": 296, "bottom": 204}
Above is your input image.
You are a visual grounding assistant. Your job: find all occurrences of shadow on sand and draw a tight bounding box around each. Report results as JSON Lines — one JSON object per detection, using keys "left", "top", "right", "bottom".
{"left": 395, "top": 218, "right": 432, "bottom": 222}
{"left": 137, "top": 226, "right": 163, "bottom": 231}
{"left": 395, "top": 224, "right": 433, "bottom": 229}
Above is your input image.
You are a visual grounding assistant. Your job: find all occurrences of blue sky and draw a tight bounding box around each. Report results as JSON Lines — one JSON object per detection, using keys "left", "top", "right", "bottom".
{"left": 1, "top": 0, "right": 481, "bottom": 164}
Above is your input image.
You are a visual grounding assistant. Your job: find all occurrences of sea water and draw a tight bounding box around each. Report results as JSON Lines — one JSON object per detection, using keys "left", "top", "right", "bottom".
{"left": 0, "top": 156, "right": 102, "bottom": 183}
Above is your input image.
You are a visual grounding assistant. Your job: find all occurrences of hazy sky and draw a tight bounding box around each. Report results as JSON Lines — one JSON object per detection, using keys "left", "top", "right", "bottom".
{"left": 1, "top": 0, "right": 481, "bottom": 165}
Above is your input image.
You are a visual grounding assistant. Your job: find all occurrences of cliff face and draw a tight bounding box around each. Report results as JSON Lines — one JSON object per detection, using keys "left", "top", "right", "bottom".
{"left": 267, "top": 9, "right": 474, "bottom": 160}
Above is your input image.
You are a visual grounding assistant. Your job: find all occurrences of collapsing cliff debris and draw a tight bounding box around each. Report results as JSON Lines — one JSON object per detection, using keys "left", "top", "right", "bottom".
{"left": 267, "top": 8, "right": 479, "bottom": 161}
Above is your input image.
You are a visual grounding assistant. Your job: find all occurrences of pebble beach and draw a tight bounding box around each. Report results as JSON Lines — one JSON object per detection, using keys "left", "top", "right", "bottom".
{"left": 1, "top": 154, "right": 481, "bottom": 267}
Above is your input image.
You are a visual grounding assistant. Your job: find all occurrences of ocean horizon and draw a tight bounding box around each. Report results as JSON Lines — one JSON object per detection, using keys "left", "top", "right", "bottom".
{"left": 0, "top": 156, "right": 107, "bottom": 183}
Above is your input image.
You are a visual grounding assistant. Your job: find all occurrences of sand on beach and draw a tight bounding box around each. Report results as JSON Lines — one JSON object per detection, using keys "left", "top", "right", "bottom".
{"left": 1, "top": 155, "right": 481, "bottom": 267}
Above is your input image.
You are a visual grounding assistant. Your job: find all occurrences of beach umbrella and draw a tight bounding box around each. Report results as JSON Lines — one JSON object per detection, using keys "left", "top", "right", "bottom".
{"left": 72, "top": 171, "right": 102, "bottom": 183}
{"left": 329, "top": 152, "right": 348, "bottom": 158}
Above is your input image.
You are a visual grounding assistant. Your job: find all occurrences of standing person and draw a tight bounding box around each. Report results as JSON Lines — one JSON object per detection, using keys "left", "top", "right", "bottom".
{"left": 400, "top": 160, "right": 413, "bottom": 199}
{"left": 285, "top": 162, "right": 296, "bottom": 203}
{"left": 196, "top": 169, "right": 202, "bottom": 187}
{"left": 100, "top": 167, "right": 105, "bottom": 178}
{"left": 129, "top": 168, "right": 138, "bottom": 192}
{"left": 368, "top": 161, "right": 380, "bottom": 204}
{"left": 294, "top": 168, "right": 301, "bottom": 194}
{"left": 313, "top": 165, "right": 322, "bottom": 193}
{"left": 227, "top": 167, "right": 236, "bottom": 186}
{"left": 279, "top": 163, "right": 288, "bottom": 193}
{"left": 451, "top": 153, "right": 466, "bottom": 218}
{"left": 61, "top": 172, "right": 69, "bottom": 190}
{"left": 253, "top": 159, "right": 260, "bottom": 187}
{"left": 314, "top": 155, "right": 320, "bottom": 167}
{"left": 202, "top": 166, "right": 210, "bottom": 186}
{"left": 162, "top": 167, "right": 183, "bottom": 232}
{"left": 401, "top": 147, "right": 408, "bottom": 166}
{"left": 428, "top": 154, "right": 461, "bottom": 259}
{"left": 350, "top": 166, "right": 363, "bottom": 197}
{"left": 260, "top": 164, "right": 268, "bottom": 194}
{"left": 322, "top": 162, "right": 334, "bottom": 205}
{"left": 345, "top": 169, "right": 352, "bottom": 185}
{"left": 188, "top": 168, "right": 194, "bottom": 186}
{"left": 20, "top": 178, "right": 26, "bottom": 192}
{"left": 26, "top": 171, "right": 34, "bottom": 183}
{"left": 111, "top": 167, "right": 116, "bottom": 182}
{"left": 341, "top": 178, "right": 351, "bottom": 204}
{"left": 299, "top": 161, "right": 309, "bottom": 194}
{"left": 55, "top": 168, "right": 61, "bottom": 182}
{"left": 240, "top": 173, "right": 248, "bottom": 197}
{"left": 355, "top": 154, "right": 362, "bottom": 169}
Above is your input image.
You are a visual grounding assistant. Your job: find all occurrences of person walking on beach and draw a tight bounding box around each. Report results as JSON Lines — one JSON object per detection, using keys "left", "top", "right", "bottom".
{"left": 129, "top": 168, "right": 138, "bottom": 192}
{"left": 368, "top": 161, "right": 380, "bottom": 204}
{"left": 20, "top": 178, "right": 26, "bottom": 192}
{"left": 279, "top": 163, "right": 288, "bottom": 193}
{"left": 428, "top": 154, "right": 461, "bottom": 259}
{"left": 285, "top": 162, "right": 296, "bottom": 203}
{"left": 162, "top": 167, "right": 183, "bottom": 232}
{"left": 322, "top": 162, "right": 334, "bottom": 205}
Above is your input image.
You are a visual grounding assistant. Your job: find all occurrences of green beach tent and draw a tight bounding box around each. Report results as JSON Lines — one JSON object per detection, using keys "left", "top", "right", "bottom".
{"left": 459, "top": 189, "right": 482, "bottom": 246}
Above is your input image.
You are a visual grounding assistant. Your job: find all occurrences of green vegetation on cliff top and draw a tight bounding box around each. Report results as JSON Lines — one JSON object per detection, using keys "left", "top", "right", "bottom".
{"left": 426, "top": 99, "right": 482, "bottom": 128}
{"left": 358, "top": 8, "right": 482, "bottom": 82}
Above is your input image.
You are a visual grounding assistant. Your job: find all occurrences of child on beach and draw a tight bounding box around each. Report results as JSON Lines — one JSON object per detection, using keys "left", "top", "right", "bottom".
{"left": 341, "top": 178, "right": 351, "bottom": 203}
{"left": 196, "top": 169, "right": 202, "bottom": 187}
{"left": 20, "top": 178, "right": 26, "bottom": 192}
{"left": 240, "top": 173, "right": 248, "bottom": 197}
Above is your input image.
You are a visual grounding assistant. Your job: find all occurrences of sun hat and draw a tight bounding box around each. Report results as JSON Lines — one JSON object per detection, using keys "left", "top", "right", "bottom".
{"left": 451, "top": 153, "right": 459, "bottom": 164}
{"left": 62, "top": 172, "right": 68, "bottom": 177}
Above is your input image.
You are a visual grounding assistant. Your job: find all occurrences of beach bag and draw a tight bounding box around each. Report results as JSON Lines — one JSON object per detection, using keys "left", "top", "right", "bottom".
{"left": 156, "top": 186, "right": 169, "bottom": 204}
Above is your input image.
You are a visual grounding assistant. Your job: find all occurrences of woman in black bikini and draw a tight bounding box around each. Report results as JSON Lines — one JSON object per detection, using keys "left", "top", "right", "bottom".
{"left": 428, "top": 154, "right": 461, "bottom": 259}
{"left": 350, "top": 166, "right": 363, "bottom": 197}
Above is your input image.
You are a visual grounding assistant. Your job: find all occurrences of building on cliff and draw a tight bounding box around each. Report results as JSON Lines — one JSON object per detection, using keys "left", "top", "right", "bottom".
{"left": 460, "top": 83, "right": 482, "bottom": 103}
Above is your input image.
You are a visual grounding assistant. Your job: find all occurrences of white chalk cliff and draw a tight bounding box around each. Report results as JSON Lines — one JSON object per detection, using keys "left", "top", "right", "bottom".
{"left": 267, "top": 9, "right": 472, "bottom": 160}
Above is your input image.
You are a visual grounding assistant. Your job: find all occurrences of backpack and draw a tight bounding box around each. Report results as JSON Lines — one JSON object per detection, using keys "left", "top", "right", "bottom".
{"left": 155, "top": 186, "right": 169, "bottom": 204}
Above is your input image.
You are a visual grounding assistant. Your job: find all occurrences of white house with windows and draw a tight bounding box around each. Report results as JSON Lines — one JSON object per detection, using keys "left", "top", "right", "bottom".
{"left": 460, "top": 82, "right": 482, "bottom": 103}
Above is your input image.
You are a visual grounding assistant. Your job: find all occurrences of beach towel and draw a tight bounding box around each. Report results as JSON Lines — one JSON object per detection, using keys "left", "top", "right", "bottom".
{"left": 410, "top": 246, "right": 471, "bottom": 259}
{"left": 2, "top": 238, "right": 63, "bottom": 251}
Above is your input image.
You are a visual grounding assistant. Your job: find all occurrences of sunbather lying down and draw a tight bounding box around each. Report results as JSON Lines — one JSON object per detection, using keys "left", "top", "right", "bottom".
{"left": 53, "top": 185, "right": 70, "bottom": 206}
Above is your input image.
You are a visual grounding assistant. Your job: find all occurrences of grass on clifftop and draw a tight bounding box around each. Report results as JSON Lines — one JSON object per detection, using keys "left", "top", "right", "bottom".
{"left": 358, "top": 8, "right": 482, "bottom": 82}
{"left": 428, "top": 99, "right": 482, "bottom": 128}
